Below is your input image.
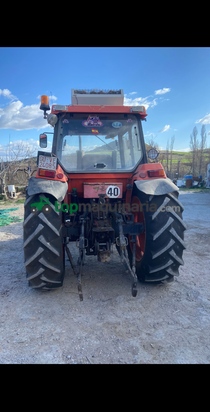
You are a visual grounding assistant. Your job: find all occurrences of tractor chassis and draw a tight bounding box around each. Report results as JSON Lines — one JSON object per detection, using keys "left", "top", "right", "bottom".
{"left": 64, "top": 212, "right": 144, "bottom": 301}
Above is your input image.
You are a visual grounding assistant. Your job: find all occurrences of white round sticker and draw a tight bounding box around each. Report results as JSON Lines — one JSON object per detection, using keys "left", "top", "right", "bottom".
{"left": 106, "top": 185, "right": 120, "bottom": 198}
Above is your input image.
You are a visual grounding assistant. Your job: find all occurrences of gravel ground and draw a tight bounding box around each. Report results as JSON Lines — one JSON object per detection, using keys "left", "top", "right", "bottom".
{"left": 0, "top": 190, "right": 210, "bottom": 364}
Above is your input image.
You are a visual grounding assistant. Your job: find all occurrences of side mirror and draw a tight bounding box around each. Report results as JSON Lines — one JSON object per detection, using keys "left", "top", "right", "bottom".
{"left": 39, "top": 133, "right": 47, "bottom": 148}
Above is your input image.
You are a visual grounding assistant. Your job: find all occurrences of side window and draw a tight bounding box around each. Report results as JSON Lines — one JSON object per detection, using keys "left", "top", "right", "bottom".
{"left": 132, "top": 124, "right": 142, "bottom": 161}
{"left": 122, "top": 132, "right": 132, "bottom": 168}
{"left": 60, "top": 135, "right": 80, "bottom": 169}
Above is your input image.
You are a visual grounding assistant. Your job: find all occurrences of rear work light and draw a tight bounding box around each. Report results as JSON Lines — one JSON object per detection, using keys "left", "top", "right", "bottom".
{"left": 130, "top": 106, "right": 147, "bottom": 119}
{"left": 47, "top": 113, "right": 58, "bottom": 126}
{"left": 130, "top": 106, "right": 146, "bottom": 113}
{"left": 52, "top": 105, "right": 68, "bottom": 111}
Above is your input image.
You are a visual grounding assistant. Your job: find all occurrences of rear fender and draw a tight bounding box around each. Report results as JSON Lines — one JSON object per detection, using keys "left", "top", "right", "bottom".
{"left": 134, "top": 178, "right": 178, "bottom": 196}
{"left": 26, "top": 176, "right": 68, "bottom": 202}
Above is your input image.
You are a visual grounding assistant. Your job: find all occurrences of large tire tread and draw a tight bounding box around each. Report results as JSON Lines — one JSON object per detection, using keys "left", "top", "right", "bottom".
{"left": 23, "top": 194, "right": 65, "bottom": 290}
{"left": 128, "top": 190, "right": 186, "bottom": 283}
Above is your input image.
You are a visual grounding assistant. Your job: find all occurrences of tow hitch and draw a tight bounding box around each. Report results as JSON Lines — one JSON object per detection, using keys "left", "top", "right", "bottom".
{"left": 65, "top": 212, "right": 143, "bottom": 300}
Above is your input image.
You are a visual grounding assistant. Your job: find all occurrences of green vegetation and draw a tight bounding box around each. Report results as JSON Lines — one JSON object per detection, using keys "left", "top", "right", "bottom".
{"left": 0, "top": 208, "right": 23, "bottom": 227}
{"left": 14, "top": 198, "right": 25, "bottom": 204}
{"left": 157, "top": 148, "right": 210, "bottom": 178}
{"left": 0, "top": 196, "right": 25, "bottom": 206}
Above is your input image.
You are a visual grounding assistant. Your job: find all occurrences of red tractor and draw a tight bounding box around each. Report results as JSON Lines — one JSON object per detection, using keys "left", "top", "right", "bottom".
{"left": 23, "top": 89, "right": 186, "bottom": 300}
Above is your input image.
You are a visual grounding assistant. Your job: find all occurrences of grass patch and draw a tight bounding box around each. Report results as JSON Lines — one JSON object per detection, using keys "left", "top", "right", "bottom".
{"left": 0, "top": 196, "right": 25, "bottom": 206}
{"left": 14, "top": 198, "right": 25, "bottom": 204}
{"left": 0, "top": 208, "right": 23, "bottom": 226}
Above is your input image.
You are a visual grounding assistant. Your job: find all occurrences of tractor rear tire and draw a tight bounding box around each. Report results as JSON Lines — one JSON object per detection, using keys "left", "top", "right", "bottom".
{"left": 127, "top": 190, "right": 186, "bottom": 283}
{"left": 23, "top": 193, "right": 65, "bottom": 290}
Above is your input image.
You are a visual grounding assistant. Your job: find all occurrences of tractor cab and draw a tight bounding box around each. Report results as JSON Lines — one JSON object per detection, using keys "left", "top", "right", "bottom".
{"left": 39, "top": 89, "right": 148, "bottom": 174}
{"left": 56, "top": 112, "right": 145, "bottom": 172}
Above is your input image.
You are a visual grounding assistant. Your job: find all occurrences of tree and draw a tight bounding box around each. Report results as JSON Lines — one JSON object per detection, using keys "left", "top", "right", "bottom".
{"left": 164, "top": 136, "right": 175, "bottom": 177}
{"left": 0, "top": 141, "right": 37, "bottom": 192}
{"left": 0, "top": 160, "right": 9, "bottom": 197}
{"left": 198, "top": 125, "right": 207, "bottom": 176}
{"left": 190, "top": 126, "right": 199, "bottom": 176}
{"left": 165, "top": 138, "right": 169, "bottom": 174}
{"left": 169, "top": 135, "right": 175, "bottom": 176}
{"left": 147, "top": 138, "right": 160, "bottom": 154}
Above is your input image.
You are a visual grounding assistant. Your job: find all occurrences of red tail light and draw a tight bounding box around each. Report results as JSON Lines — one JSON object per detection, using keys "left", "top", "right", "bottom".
{"left": 148, "top": 169, "right": 166, "bottom": 178}
{"left": 38, "top": 169, "right": 56, "bottom": 178}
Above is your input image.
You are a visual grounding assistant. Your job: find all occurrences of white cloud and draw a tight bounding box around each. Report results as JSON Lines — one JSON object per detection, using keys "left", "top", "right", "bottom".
{"left": 0, "top": 89, "right": 52, "bottom": 131}
{"left": 0, "top": 88, "right": 17, "bottom": 101}
{"left": 155, "top": 88, "right": 171, "bottom": 95}
{"left": 195, "top": 113, "right": 210, "bottom": 125}
{"left": 0, "top": 100, "right": 48, "bottom": 130}
{"left": 124, "top": 94, "right": 158, "bottom": 109}
{"left": 125, "top": 88, "right": 170, "bottom": 109}
{"left": 159, "top": 125, "right": 170, "bottom": 133}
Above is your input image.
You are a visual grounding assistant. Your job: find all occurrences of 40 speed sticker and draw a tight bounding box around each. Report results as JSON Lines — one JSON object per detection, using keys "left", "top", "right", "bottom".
{"left": 106, "top": 185, "right": 121, "bottom": 198}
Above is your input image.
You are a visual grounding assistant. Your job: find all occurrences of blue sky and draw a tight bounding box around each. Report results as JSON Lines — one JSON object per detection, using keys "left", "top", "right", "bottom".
{"left": 1, "top": 46, "right": 210, "bottom": 159}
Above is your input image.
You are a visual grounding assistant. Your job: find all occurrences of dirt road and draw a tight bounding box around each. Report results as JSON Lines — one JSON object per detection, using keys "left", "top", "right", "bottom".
{"left": 0, "top": 190, "right": 210, "bottom": 364}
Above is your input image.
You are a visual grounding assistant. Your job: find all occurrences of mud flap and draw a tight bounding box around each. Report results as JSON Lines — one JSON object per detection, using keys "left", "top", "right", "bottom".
{"left": 27, "top": 176, "right": 68, "bottom": 202}
{"left": 134, "top": 178, "right": 178, "bottom": 196}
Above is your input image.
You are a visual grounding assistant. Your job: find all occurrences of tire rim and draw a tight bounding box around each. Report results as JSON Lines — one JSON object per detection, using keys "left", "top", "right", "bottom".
{"left": 129, "top": 195, "right": 146, "bottom": 261}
